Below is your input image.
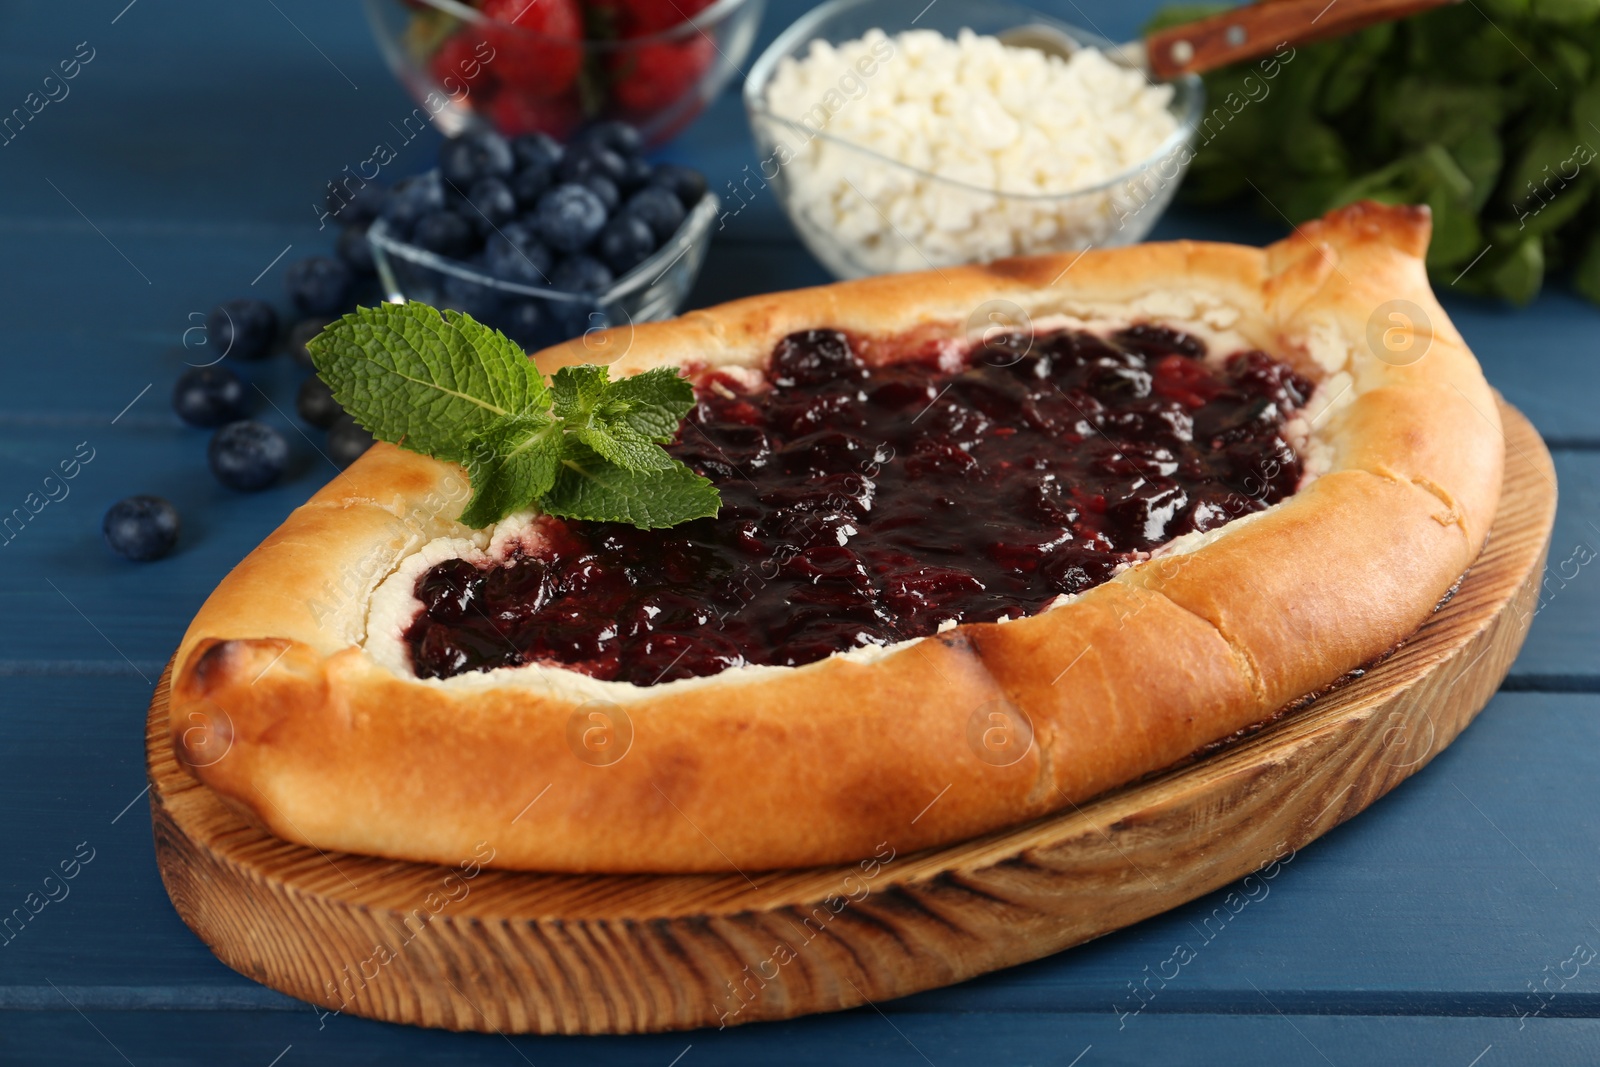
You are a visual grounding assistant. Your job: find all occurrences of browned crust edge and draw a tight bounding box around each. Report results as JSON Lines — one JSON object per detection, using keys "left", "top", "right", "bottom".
{"left": 167, "top": 202, "right": 1503, "bottom": 873}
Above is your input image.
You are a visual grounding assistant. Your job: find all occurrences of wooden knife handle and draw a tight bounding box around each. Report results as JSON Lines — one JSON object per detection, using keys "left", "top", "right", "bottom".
{"left": 1146, "top": 0, "right": 1456, "bottom": 79}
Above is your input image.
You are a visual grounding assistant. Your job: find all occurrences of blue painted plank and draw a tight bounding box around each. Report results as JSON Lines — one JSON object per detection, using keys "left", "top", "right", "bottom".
{"left": 0, "top": 0, "right": 1597, "bottom": 1055}
{"left": 2, "top": 1009, "right": 1597, "bottom": 1066}
{"left": 1, "top": 0, "right": 1596, "bottom": 443}
{"left": 4, "top": 682, "right": 1600, "bottom": 1012}
{"left": 1514, "top": 455, "right": 1600, "bottom": 684}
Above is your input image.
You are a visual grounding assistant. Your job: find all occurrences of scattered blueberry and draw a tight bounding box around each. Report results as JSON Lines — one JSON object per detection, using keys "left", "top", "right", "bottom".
{"left": 577, "top": 120, "right": 644, "bottom": 159}
{"left": 206, "top": 298, "right": 278, "bottom": 361}
{"left": 550, "top": 254, "right": 614, "bottom": 294}
{"left": 172, "top": 366, "right": 248, "bottom": 428}
{"left": 595, "top": 214, "right": 656, "bottom": 275}
{"left": 327, "top": 414, "right": 375, "bottom": 468}
{"left": 618, "top": 154, "right": 653, "bottom": 192}
{"left": 296, "top": 375, "right": 343, "bottom": 428}
{"left": 625, "top": 185, "right": 687, "bottom": 242}
{"left": 328, "top": 181, "right": 386, "bottom": 227}
{"left": 558, "top": 143, "right": 627, "bottom": 185}
{"left": 102, "top": 495, "right": 180, "bottom": 562}
{"left": 287, "top": 316, "right": 333, "bottom": 369}
{"left": 533, "top": 183, "right": 608, "bottom": 253}
{"left": 464, "top": 177, "right": 517, "bottom": 231}
{"left": 381, "top": 172, "right": 446, "bottom": 234}
{"left": 484, "top": 223, "right": 553, "bottom": 283}
{"left": 440, "top": 129, "right": 515, "bottom": 186}
{"left": 208, "top": 420, "right": 289, "bottom": 491}
{"left": 336, "top": 223, "right": 376, "bottom": 276}
{"left": 511, "top": 165, "right": 554, "bottom": 208}
{"left": 413, "top": 211, "right": 477, "bottom": 259}
{"left": 583, "top": 175, "right": 620, "bottom": 213}
{"left": 651, "top": 163, "right": 709, "bottom": 209}
{"left": 286, "top": 256, "right": 354, "bottom": 316}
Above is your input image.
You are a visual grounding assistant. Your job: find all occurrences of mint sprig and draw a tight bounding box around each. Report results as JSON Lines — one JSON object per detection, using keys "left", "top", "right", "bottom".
{"left": 306, "top": 304, "right": 719, "bottom": 530}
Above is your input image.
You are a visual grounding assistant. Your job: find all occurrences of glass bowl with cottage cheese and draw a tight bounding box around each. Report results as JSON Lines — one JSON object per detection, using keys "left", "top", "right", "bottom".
{"left": 743, "top": 0, "right": 1203, "bottom": 279}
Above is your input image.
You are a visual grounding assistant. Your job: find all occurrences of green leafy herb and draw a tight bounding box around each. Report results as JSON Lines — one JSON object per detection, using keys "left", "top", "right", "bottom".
{"left": 1146, "top": 3, "right": 1600, "bottom": 304}
{"left": 306, "top": 304, "right": 719, "bottom": 529}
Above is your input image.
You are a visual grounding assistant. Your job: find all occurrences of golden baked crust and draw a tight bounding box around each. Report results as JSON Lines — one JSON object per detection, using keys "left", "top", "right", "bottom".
{"left": 169, "top": 202, "right": 1503, "bottom": 873}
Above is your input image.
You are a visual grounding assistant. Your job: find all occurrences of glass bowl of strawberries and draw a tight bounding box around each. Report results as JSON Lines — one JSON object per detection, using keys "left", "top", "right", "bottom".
{"left": 364, "top": 0, "right": 764, "bottom": 146}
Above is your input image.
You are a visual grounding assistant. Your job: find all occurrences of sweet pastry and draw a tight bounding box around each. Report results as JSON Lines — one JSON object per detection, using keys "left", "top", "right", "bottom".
{"left": 170, "top": 202, "right": 1502, "bottom": 873}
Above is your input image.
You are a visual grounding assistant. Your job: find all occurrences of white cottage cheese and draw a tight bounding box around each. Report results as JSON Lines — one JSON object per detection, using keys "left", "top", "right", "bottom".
{"left": 761, "top": 28, "right": 1185, "bottom": 274}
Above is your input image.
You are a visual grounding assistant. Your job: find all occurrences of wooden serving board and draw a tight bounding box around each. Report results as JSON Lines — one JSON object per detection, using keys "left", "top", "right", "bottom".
{"left": 148, "top": 400, "right": 1557, "bottom": 1035}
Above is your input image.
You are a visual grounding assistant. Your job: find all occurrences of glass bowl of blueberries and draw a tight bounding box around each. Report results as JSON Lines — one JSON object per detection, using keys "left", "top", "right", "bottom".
{"left": 366, "top": 122, "right": 716, "bottom": 353}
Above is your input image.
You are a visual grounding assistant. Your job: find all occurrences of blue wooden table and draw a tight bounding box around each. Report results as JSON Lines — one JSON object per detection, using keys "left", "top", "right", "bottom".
{"left": 1, "top": 1, "right": 1597, "bottom": 1063}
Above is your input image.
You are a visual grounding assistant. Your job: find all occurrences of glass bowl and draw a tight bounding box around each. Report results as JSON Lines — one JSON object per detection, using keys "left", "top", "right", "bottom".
{"left": 364, "top": 0, "right": 764, "bottom": 146}
{"left": 743, "top": 0, "right": 1203, "bottom": 279}
{"left": 367, "top": 185, "right": 720, "bottom": 355}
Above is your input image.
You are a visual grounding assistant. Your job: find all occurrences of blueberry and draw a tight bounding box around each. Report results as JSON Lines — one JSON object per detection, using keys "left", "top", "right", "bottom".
{"left": 440, "top": 275, "right": 500, "bottom": 320}
{"left": 172, "top": 366, "right": 248, "bottom": 428}
{"left": 553, "top": 301, "right": 606, "bottom": 343}
{"left": 381, "top": 172, "right": 445, "bottom": 233}
{"left": 504, "top": 300, "right": 545, "bottom": 348}
{"left": 287, "top": 316, "right": 333, "bottom": 369}
{"left": 550, "top": 253, "right": 614, "bottom": 294}
{"left": 327, "top": 413, "right": 375, "bottom": 468}
{"left": 440, "top": 129, "right": 514, "bottom": 186}
{"left": 625, "top": 185, "right": 687, "bottom": 242}
{"left": 618, "top": 154, "right": 653, "bottom": 192}
{"left": 484, "top": 224, "right": 553, "bottom": 283}
{"left": 558, "top": 143, "right": 627, "bottom": 185}
{"left": 327, "top": 181, "right": 386, "bottom": 227}
{"left": 102, "top": 495, "right": 180, "bottom": 562}
{"left": 336, "top": 223, "right": 376, "bottom": 276}
{"left": 595, "top": 214, "right": 656, "bottom": 275}
{"left": 285, "top": 256, "right": 354, "bottom": 316}
{"left": 296, "top": 375, "right": 342, "bottom": 428}
{"left": 208, "top": 420, "right": 289, "bottom": 491}
{"left": 511, "top": 165, "right": 553, "bottom": 208}
{"left": 490, "top": 218, "right": 534, "bottom": 247}
{"left": 413, "top": 211, "right": 477, "bottom": 259}
{"left": 650, "top": 163, "right": 708, "bottom": 209}
{"left": 577, "top": 120, "right": 644, "bottom": 159}
{"left": 583, "top": 175, "right": 620, "bottom": 213}
{"left": 532, "top": 184, "right": 609, "bottom": 253}
{"left": 206, "top": 298, "right": 278, "bottom": 361}
{"left": 512, "top": 132, "right": 564, "bottom": 173}
{"left": 464, "top": 177, "right": 517, "bottom": 231}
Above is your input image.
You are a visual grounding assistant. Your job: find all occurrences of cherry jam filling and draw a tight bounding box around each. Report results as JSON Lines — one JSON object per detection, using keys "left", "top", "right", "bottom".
{"left": 404, "top": 324, "right": 1314, "bottom": 685}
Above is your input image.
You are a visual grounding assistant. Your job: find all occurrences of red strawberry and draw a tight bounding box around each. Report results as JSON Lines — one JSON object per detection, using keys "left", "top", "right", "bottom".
{"left": 614, "top": 0, "right": 710, "bottom": 35}
{"left": 429, "top": 32, "right": 498, "bottom": 97}
{"left": 479, "top": 0, "right": 584, "bottom": 99}
{"left": 488, "top": 86, "right": 581, "bottom": 139}
{"left": 608, "top": 36, "right": 713, "bottom": 113}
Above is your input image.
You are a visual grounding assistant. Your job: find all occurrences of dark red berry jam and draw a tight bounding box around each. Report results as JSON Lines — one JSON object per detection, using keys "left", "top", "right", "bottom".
{"left": 405, "top": 324, "right": 1314, "bottom": 685}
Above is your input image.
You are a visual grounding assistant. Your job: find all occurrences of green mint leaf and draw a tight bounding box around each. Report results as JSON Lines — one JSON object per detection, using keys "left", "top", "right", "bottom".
{"left": 458, "top": 413, "right": 564, "bottom": 528}
{"left": 554, "top": 364, "right": 688, "bottom": 471}
{"left": 306, "top": 306, "right": 722, "bottom": 529}
{"left": 598, "top": 366, "right": 696, "bottom": 442}
{"left": 550, "top": 364, "right": 609, "bottom": 422}
{"left": 541, "top": 444, "right": 719, "bottom": 530}
{"left": 306, "top": 303, "right": 547, "bottom": 463}
{"left": 572, "top": 423, "right": 675, "bottom": 472}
